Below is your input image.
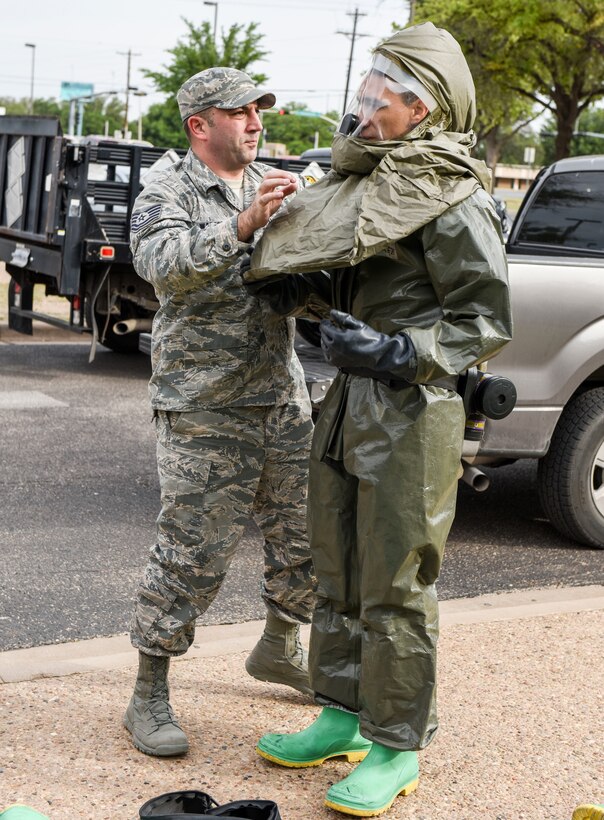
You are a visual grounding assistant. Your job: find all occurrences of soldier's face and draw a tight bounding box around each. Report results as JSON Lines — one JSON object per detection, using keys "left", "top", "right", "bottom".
{"left": 357, "top": 80, "right": 428, "bottom": 141}
{"left": 191, "top": 103, "right": 263, "bottom": 174}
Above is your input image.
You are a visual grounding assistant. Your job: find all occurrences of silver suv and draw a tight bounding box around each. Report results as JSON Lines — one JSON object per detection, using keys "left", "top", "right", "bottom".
{"left": 472, "top": 155, "right": 604, "bottom": 548}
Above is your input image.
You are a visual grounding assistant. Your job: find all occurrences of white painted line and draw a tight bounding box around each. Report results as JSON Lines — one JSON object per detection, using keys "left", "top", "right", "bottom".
{"left": 0, "top": 390, "right": 68, "bottom": 409}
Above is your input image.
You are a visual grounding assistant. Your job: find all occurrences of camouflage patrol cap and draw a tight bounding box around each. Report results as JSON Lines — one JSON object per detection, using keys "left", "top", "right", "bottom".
{"left": 177, "top": 67, "right": 276, "bottom": 121}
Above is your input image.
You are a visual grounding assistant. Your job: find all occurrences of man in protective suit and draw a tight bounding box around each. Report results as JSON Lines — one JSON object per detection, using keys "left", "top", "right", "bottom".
{"left": 248, "top": 22, "right": 513, "bottom": 817}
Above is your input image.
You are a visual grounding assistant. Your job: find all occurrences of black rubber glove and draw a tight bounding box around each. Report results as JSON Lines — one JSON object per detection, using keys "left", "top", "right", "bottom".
{"left": 320, "top": 309, "right": 417, "bottom": 384}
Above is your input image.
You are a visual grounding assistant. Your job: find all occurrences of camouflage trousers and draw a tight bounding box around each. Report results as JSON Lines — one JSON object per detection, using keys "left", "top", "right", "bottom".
{"left": 131, "top": 402, "right": 316, "bottom": 656}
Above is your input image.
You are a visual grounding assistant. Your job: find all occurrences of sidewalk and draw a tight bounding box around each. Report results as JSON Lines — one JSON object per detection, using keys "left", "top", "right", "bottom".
{"left": 1, "top": 586, "right": 602, "bottom": 820}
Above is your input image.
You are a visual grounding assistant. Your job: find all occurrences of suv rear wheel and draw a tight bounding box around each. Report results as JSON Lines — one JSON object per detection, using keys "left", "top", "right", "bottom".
{"left": 537, "top": 388, "right": 604, "bottom": 548}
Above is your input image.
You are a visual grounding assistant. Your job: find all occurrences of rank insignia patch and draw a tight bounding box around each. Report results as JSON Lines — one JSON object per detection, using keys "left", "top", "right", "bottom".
{"left": 131, "top": 204, "right": 162, "bottom": 233}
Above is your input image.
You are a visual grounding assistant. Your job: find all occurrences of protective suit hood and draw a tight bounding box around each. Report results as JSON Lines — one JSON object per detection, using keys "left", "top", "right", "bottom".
{"left": 375, "top": 22, "right": 476, "bottom": 134}
{"left": 247, "top": 23, "right": 490, "bottom": 280}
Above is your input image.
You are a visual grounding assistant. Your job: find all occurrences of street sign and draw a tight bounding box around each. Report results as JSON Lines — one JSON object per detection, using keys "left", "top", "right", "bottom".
{"left": 523, "top": 146, "right": 536, "bottom": 165}
{"left": 60, "top": 82, "right": 94, "bottom": 101}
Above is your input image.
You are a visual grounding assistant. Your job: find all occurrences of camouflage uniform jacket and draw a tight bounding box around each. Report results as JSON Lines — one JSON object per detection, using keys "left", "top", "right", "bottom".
{"left": 130, "top": 149, "right": 309, "bottom": 411}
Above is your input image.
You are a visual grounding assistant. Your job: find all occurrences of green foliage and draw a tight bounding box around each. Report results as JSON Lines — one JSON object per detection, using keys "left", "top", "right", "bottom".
{"left": 573, "top": 106, "right": 604, "bottom": 155}
{"left": 410, "top": 0, "right": 538, "bottom": 171}
{"left": 0, "top": 95, "right": 125, "bottom": 138}
{"left": 81, "top": 96, "right": 125, "bottom": 137}
{"left": 540, "top": 105, "right": 604, "bottom": 164}
{"left": 139, "top": 99, "right": 186, "bottom": 149}
{"left": 412, "top": 0, "right": 604, "bottom": 161}
{"left": 1, "top": 96, "right": 63, "bottom": 120}
{"left": 145, "top": 18, "right": 268, "bottom": 95}
{"left": 488, "top": 127, "right": 544, "bottom": 167}
{"left": 262, "top": 104, "right": 338, "bottom": 156}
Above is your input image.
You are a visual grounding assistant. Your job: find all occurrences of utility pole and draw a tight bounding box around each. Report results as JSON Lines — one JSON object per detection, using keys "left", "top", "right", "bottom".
{"left": 117, "top": 48, "right": 141, "bottom": 137}
{"left": 24, "top": 43, "right": 36, "bottom": 114}
{"left": 204, "top": 1, "right": 218, "bottom": 43}
{"left": 337, "top": 8, "right": 369, "bottom": 115}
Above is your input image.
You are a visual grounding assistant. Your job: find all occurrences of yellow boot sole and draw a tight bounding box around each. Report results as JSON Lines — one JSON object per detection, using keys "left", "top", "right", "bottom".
{"left": 256, "top": 745, "right": 369, "bottom": 768}
{"left": 324, "top": 776, "right": 419, "bottom": 817}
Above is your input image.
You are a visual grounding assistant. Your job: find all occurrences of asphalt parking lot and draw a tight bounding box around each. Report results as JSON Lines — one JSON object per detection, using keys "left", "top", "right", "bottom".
{"left": 1, "top": 332, "right": 603, "bottom": 652}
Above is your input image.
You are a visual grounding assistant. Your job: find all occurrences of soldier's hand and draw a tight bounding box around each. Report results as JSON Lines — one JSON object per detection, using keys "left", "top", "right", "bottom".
{"left": 237, "top": 169, "right": 298, "bottom": 241}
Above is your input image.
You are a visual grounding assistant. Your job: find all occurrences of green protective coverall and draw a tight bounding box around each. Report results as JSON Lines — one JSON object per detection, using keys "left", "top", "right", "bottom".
{"left": 249, "top": 22, "right": 513, "bottom": 751}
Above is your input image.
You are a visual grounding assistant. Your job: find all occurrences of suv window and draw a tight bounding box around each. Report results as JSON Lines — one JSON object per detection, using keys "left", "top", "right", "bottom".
{"left": 515, "top": 170, "right": 604, "bottom": 254}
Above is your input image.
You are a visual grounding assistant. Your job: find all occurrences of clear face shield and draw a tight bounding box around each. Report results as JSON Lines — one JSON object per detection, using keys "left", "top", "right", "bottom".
{"left": 338, "top": 54, "right": 437, "bottom": 141}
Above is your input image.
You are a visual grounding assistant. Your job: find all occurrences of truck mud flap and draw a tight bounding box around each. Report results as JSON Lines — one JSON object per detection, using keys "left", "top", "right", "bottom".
{"left": 8, "top": 275, "right": 33, "bottom": 335}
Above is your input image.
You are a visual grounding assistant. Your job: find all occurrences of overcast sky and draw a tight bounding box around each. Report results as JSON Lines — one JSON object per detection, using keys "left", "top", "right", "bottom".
{"left": 1, "top": 0, "right": 413, "bottom": 116}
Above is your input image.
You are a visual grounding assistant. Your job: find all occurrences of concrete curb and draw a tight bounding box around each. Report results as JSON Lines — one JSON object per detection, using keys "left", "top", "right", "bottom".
{"left": 1, "top": 585, "right": 602, "bottom": 684}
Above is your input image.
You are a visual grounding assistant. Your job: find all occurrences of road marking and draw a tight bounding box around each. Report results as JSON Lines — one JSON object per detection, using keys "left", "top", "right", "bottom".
{"left": 0, "top": 390, "right": 68, "bottom": 409}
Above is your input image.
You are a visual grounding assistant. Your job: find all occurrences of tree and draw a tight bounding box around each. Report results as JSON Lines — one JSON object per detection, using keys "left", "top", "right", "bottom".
{"left": 495, "top": 127, "right": 543, "bottom": 167}
{"left": 412, "top": 0, "right": 604, "bottom": 162}
{"left": 573, "top": 104, "right": 604, "bottom": 155}
{"left": 262, "top": 104, "right": 338, "bottom": 156}
{"left": 138, "top": 101, "right": 187, "bottom": 148}
{"left": 143, "top": 18, "right": 269, "bottom": 149}
{"left": 508, "top": 0, "right": 604, "bottom": 160}
{"left": 410, "top": 0, "right": 540, "bottom": 174}
{"left": 81, "top": 96, "right": 125, "bottom": 137}
{"left": 540, "top": 104, "right": 604, "bottom": 164}
{"left": 0, "top": 95, "right": 124, "bottom": 138}
{"left": 0, "top": 96, "right": 62, "bottom": 119}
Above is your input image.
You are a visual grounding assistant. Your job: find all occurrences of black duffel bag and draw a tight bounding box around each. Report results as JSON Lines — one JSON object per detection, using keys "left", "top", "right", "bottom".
{"left": 139, "top": 790, "right": 282, "bottom": 820}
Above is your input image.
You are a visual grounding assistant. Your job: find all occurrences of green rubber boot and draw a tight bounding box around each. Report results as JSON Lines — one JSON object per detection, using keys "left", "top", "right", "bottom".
{"left": 573, "top": 806, "right": 604, "bottom": 820}
{"left": 123, "top": 652, "right": 189, "bottom": 757}
{"left": 256, "top": 705, "right": 372, "bottom": 768}
{"left": 325, "top": 742, "right": 419, "bottom": 817}
{"left": 245, "top": 611, "right": 312, "bottom": 696}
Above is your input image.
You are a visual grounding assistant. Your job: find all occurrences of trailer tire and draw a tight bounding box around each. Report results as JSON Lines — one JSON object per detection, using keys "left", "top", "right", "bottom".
{"left": 537, "top": 388, "right": 604, "bottom": 548}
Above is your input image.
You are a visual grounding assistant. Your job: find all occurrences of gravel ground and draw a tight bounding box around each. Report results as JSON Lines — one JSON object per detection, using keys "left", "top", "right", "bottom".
{"left": 1, "top": 609, "right": 602, "bottom": 820}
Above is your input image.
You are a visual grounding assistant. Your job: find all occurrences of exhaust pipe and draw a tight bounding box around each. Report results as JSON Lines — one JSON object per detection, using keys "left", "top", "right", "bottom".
{"left": 461, "top": 461, "right": 490, "bottom": 492}
{"left": 113, "top": 317, "right": 153, "bottom": 336}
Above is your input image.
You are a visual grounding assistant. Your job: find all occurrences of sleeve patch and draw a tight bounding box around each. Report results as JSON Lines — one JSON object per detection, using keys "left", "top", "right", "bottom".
{"left": 131, "top": 204, "right": 163, "bottom": 233}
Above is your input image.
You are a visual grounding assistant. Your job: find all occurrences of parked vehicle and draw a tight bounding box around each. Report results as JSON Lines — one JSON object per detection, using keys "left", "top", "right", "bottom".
{"left": 476, "top": 155, "right": 604, "bottom": 549}
{"left": 2, "top": 117, "right": 604, "bottom": 547}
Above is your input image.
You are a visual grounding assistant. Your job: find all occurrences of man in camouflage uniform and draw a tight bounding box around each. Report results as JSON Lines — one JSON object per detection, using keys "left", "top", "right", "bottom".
{"left": 124, "top": 67, "right": 316, "bottom": 757}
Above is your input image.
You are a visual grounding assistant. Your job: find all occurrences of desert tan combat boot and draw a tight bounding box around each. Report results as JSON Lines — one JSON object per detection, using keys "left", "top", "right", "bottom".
{"left": 123, "top": 652, "right": 189, "bottom": 756}
{"left": 245, "top": 611, "right": 312, "bottom": 696}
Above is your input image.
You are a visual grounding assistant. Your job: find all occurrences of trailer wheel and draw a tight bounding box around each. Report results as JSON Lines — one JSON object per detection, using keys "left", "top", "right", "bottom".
{"left": 537, "top": 388, "right": 604, "bottom": 548}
